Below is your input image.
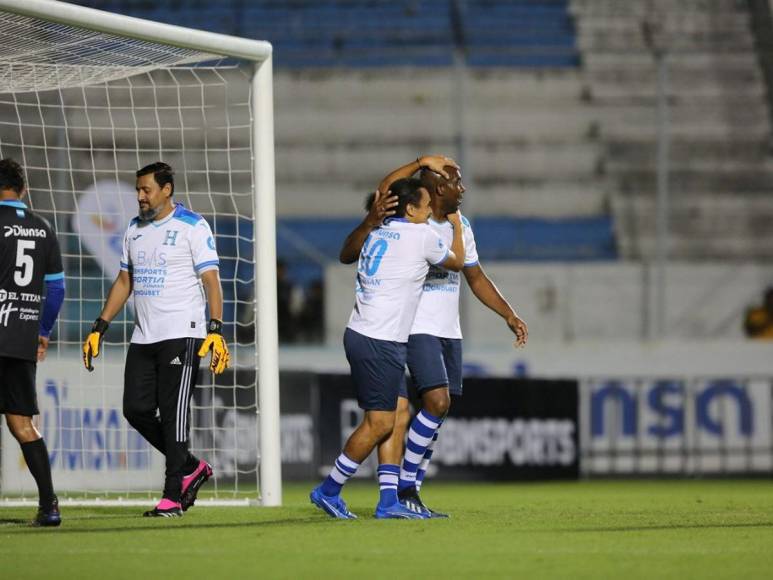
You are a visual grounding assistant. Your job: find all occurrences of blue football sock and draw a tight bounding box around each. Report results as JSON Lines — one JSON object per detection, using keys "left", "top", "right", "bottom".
{"left": 320, "top": 453, "right": 360, "bottom": 496}
{"left": 399, "top": 409, "right": 442, "bottom": 491}
{"left": 415, "top": 425, "right": 441, "bottom": 492}
{"left": 377, "top": 464, "right": 400, "bottom": 506}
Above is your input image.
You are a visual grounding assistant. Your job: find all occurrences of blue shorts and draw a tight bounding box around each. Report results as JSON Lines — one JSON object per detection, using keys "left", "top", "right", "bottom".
{"left": 343, "top": 328, "right": 407, "bottom": 411}
{"left": 400, "top": 333, "right": 463, "bottom": 398}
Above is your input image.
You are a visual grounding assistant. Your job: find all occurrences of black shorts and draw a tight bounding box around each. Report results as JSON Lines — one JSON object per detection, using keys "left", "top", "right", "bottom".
{"left": 0, "top": 356, "right": 38, "bottom": 415}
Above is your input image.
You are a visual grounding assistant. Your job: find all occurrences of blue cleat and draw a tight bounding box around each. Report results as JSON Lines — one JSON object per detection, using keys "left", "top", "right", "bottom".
{"left": 374, "top": 500, "right": 428, "bottom": 520}
{"left": 398, "top": 486, "right": 448, "bottom": 518}
{"left": 310, "top": 486, "right": 357, "bottom": 519}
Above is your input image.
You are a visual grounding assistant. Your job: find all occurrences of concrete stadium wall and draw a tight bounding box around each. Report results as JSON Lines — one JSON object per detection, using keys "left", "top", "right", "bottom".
{"left": 324, "top": 261, "right": 773, "bottom": 345}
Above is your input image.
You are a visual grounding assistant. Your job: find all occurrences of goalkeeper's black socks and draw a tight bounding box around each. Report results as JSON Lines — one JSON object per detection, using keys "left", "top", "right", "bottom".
{"left": 183, "top": 453, "right": 200, "bottom": 475}
{"left": 21, "top": 438, "right": 56, "bottom": 508}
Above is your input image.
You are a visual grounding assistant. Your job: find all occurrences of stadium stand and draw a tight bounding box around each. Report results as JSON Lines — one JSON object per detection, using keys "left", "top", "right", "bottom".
{"left": 29, "top": 0, "right": 773, "bottom": 341}
{"left": 58, "top": 0, "right": 602, "bottom": 292}
{"left": 70, "top": 1, "right": 579, "bottom": 69}
{"left": 572, "top": 0, "right": 773, "bottom": 260}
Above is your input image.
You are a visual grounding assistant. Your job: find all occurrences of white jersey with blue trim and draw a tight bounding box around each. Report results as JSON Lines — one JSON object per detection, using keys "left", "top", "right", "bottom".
{"left": 346, "top": 218, "right": 449, "bottom": 343}
{"left": 410, "top": 214, "right": 479, "bottom": 339}
{"left": 120, "top": 202, "right": 219, "bottom": 344}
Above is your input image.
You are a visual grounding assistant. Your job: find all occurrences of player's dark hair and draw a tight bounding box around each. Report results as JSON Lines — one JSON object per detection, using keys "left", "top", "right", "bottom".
{"left": 0, "top": 158, "right": 25, "bottom": 195}
{"left": 137, "top": 161, "right": 174, "bottom": 196}
{"left": 390, "top": 177, "right": 425, "bottom": 218}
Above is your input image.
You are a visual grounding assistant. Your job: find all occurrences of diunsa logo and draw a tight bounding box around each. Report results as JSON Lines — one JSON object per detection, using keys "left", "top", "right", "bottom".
{"left": 4, "top": 224, "right": 47, "bottom": 238}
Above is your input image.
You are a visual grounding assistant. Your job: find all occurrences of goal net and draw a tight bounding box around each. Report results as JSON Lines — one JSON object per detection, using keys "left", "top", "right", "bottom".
{"left": 0, "top": 1, "right": 280, "bottom": 506}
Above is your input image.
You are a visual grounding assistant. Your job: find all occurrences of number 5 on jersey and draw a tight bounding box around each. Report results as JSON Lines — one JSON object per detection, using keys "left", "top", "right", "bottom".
{"left": 14, "top": 240, "right": 35, "bottom": 286}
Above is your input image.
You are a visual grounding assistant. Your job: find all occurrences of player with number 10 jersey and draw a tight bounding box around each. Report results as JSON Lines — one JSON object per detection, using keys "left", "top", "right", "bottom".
{"left": 310, "top": 177, "right": 465, "bottom": 520}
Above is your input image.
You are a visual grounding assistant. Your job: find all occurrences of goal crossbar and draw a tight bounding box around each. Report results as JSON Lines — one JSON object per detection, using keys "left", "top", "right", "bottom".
{"left": 0, "top": 0, "right": 272, "bottom": 63}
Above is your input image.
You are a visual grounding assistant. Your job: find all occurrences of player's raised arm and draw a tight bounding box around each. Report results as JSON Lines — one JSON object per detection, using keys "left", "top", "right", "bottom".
{"left": 377, "top": 155, "right": 458, "bottom": 195}
{"left": 339, "top": 190, "right": 398, "bottom": 264}
{"left": 340, "top": 156, "right": 459, "bottom": 264}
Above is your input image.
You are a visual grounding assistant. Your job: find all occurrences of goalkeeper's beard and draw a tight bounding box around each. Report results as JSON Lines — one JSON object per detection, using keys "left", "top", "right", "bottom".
{"left": 139, "top": 204, "right": 161, "bottom": 221}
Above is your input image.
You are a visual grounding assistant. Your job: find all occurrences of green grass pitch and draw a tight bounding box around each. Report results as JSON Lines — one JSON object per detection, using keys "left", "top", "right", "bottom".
{"left": 1, "top": 480, "right": 772, "bottom": 579}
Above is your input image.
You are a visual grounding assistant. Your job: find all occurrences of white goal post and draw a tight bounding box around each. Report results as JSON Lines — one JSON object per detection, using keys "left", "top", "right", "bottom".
{"left": 0, "top": 0, "right": 281, "bottom": 506}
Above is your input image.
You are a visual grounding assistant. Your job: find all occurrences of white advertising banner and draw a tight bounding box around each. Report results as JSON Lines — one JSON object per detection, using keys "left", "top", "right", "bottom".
{"left": 1, "top": 359, "right": 164, "bottom": 494}
{"left": 580, "top": 377, "right": 773, "bottom": 475}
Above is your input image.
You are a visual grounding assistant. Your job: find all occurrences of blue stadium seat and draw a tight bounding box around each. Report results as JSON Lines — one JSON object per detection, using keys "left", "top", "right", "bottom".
{"left": 69, "top": 0, "right": 579, "bottom": 69}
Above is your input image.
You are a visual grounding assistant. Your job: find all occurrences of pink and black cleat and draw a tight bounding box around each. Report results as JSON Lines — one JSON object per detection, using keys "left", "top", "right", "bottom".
{"left": 143, "top": 498, "right": 183, "bottom": 518}
{"left": 180, "top": 459, "right": 213, "bottom": 511}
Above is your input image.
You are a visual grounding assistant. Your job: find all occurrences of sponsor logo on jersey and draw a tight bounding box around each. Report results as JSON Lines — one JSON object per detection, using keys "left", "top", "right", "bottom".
{"left": 19, "top": 307, "right": 39, "bottom": 322}
{"left": 3, "top": 224, "right": 47, "bottom": 238}
{"left": 0, "top": 302, "right": 19, "bottom": 326}
{"left": 0, "top": 290, "right": 38, "bottom": 303}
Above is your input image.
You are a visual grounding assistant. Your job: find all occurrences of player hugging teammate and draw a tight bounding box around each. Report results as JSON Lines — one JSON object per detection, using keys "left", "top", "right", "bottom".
{"left": 312, "top": 155, "right": 527, "bottom": 519}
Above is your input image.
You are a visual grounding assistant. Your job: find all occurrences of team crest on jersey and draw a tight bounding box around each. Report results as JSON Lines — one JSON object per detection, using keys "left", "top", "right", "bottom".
{"left": 4, "top": 224, "right": 47, "bottom": 238}
{"left": 163, "top": 230, "right": 179, "bottom": 246}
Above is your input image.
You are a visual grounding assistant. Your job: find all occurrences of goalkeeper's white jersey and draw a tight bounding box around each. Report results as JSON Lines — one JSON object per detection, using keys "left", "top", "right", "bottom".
{"left": 120, "top": 202, "right": 219, "bottom": 344}
{"left": 410, "top": 215, "right": 479, "bottom": 339}
{"left": 346, "top": 218, "right": 450, "bottom": 343}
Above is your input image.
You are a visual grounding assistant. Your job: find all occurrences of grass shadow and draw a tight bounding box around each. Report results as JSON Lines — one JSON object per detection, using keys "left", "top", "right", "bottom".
{"left": 3, "top": 515, "right": 343, "bottom": 534}
{"left": 0, "top": 517, "right": 31, "bottom": 526}
{"left": 552, "top": 521, "right": 773, "bottom": 533}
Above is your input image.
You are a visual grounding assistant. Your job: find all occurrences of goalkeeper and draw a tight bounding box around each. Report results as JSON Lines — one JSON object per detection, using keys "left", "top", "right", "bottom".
{"left": 82, "top": 162, "right": 229, "bottom": 518}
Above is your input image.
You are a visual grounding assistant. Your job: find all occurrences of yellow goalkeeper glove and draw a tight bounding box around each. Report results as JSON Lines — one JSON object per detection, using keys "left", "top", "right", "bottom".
{"left": 198, "top": 319, "right": 230, "bottom": 374}
{"left": 83, "top": 318, "right": 109, "bottom": 372}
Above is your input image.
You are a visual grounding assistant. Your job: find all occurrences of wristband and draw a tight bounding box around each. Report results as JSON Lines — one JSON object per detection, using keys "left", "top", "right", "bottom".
{"left": 207, "top": 319, "right": 223, "bottom": 334}
{"left": 91, "top": 318, "right": 109, "bottom": 335}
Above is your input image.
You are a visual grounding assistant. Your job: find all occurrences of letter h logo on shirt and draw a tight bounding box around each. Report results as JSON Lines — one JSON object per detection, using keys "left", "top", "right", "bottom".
{"left": 163, "top": 230, "right": 179, "bottom": 246}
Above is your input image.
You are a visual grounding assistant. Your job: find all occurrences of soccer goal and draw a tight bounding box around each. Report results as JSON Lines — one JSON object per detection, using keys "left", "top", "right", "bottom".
{"left": 0, "top": 0, "right": 281, "bottom": 507}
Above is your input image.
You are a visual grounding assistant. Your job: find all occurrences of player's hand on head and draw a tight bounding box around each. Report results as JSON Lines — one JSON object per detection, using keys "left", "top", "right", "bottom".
{"left": 420, "top": 155, "right": 459, "bottom": 179}
{"left": 197, "top": 319, "right": 230, "bottom": 375}
{"left": 507, "top": 315, "right": 528, "bottom": 348}
{"left": 366, "top": 190, "right": 398, "bottom": 227}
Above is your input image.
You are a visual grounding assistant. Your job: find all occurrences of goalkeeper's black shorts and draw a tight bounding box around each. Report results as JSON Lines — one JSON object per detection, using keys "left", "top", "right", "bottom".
{"left": 0, "top": 356, "right": 38, "bottom": 416}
